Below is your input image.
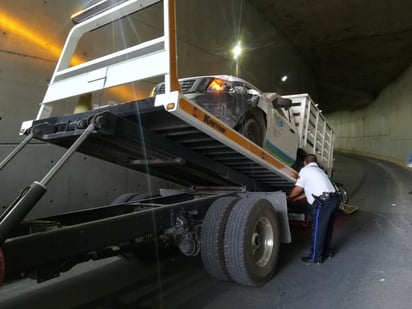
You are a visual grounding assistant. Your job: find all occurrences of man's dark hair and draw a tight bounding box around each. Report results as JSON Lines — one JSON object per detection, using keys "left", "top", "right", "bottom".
{"left": 304, "top": 154, "right": 317, "bottom": 164}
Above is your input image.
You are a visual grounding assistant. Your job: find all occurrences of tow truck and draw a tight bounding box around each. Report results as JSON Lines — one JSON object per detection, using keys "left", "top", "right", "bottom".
{"left": 0, "top": 0, "right": 336, "bottom": 287}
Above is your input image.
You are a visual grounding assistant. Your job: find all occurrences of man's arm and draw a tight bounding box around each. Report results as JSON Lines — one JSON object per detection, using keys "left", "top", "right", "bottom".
{"left": 287, "top": 186, "right": 304, "bottom": 203}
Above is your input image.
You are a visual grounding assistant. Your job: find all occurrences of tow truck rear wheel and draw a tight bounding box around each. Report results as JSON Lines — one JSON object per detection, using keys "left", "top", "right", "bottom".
{"left": 200, "top": 196, "right": 239, "bottom": 281}
{"left": 224, "top": 197, "right": 280, "bottom": 287}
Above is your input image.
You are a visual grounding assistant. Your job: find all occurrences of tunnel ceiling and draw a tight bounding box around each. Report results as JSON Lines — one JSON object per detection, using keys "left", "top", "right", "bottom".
{"left": 3, "top": 1, "right": 412, "bottom": 114}
{"left": 249, "top": 0, "right": 412, "bottom": 112}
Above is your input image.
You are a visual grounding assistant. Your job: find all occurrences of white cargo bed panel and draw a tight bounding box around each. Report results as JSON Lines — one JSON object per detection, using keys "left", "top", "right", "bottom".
{"left": 284, "top": 93, "right": 334, "bottom": 173}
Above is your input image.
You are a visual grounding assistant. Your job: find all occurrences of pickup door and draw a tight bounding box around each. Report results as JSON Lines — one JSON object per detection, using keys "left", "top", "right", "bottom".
{"left": 264, "top": 104, "right": 298, "bottom": 167}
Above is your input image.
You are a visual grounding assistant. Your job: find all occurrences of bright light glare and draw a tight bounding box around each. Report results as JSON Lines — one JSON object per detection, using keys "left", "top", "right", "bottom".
{"left": 281, "top": 75, "right": 288, "bottom": 82}
{"left": 232, "top": 41, "right": 242, "bottom": 59}
{"left": 0, "top": 12, "right": 83, "bottom": 65}
{"left": 0, "top": 11, "right": 138, "bottom": 102}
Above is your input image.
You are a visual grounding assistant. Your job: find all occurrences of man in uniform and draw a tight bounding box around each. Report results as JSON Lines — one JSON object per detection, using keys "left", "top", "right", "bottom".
{"left": 288, "top": 154, "right": 340, "bottom": 263}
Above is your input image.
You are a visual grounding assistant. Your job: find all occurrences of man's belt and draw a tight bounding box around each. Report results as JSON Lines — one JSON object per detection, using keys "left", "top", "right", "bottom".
{"left": 313, "top": 192, "right": 338, "bottom": 202}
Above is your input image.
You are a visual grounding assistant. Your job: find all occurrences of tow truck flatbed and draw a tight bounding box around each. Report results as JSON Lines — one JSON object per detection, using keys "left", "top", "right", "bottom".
{"left": 30, "top": 96, "right": 297, "bottom": 191}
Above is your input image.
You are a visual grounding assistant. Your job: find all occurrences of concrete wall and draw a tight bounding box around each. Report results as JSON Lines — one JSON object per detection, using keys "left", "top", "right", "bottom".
{"left": 0, "top": 0, "right": 315, "bottom": 217}
{"left": 327, "top": 64, "right": 412, "bottom": 166}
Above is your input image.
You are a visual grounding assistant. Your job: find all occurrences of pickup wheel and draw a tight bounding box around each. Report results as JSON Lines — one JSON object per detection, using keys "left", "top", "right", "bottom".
{"left": 224, "top": 197, "right": 280, "bottom": 286}
{"left": 335, "top": 182, "right": 349, "bottom": 204}
{"left": 237, "top": 113, "right": 265, "bottom": 147}
{"left": 200, "top": 196, "right": 239, "bottom": 281}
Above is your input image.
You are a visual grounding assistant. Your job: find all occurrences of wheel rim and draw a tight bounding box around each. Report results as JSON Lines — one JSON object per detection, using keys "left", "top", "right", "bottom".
{"left": 243, "top": 119, "right": 261, "bottom": 144}
{"left": 251, "top": 217, "right": 274, "bottom": 267}
{"left": 337, "top": 183, "right": 349, "bottom": 204}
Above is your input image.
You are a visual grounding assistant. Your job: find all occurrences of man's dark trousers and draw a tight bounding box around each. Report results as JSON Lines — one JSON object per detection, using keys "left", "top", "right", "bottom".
{"left": 310, "top": 195, "right": 340, "bottom": 261}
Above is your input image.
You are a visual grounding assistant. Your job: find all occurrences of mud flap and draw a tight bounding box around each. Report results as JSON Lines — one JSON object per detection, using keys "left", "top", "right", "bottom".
{"left": 340, "top": 203, "right": 359, "bottom": 214}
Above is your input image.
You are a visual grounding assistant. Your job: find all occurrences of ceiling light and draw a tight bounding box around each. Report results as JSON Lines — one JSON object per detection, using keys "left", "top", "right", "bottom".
{"left": 232, "top": 41, "right": 242, "bottom": 60}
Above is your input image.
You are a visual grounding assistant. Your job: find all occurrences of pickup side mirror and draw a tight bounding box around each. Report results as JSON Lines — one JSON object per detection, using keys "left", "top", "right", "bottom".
{"left": 233, "top": 86, "right": 248, "bottom": 96}
{"left": 272, "top": 97, "right": 292, "bottom": 110}
{"left": 232, "top": 86, "right": 260, "bottom": 107}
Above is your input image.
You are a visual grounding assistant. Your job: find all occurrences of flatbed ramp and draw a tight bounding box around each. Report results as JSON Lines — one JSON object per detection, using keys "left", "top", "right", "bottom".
{"left": 30, "top": 93, "right": 298, "bottom": 192}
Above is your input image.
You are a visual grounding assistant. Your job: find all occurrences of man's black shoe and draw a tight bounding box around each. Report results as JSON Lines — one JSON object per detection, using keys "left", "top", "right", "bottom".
{"left": 301, "top": 256, "right": 323, "bottom": 264}
{"left": 323, "top": 249, "right": 336, "bottom": 259}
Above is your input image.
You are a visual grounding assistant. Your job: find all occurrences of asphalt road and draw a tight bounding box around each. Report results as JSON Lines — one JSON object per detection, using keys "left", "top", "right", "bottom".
{"left": 0, "top": 152, "right": 411, "bottom": 309}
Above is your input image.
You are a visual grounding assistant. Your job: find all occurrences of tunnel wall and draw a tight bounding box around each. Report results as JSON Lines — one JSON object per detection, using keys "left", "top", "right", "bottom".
{"left": 327, "top": 64, "right": 412, "bottom": 166}
{"left": 0, "top": 0, "right": 315, "bottom": 217}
